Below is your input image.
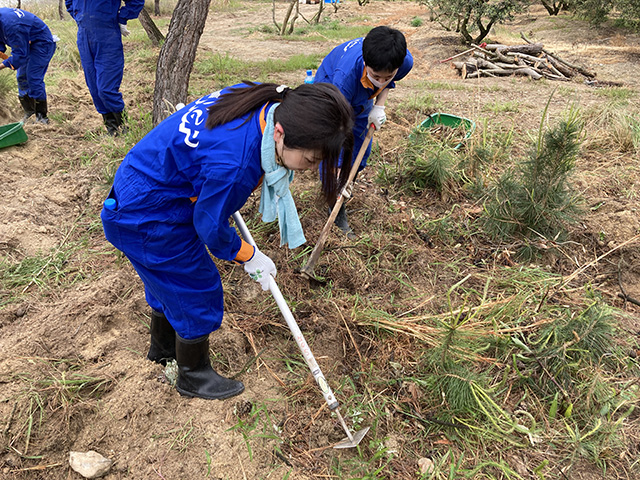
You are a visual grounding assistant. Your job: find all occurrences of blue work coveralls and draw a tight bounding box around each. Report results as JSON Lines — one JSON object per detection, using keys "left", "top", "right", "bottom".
{"left": 315, "top": 38, "right": 413, "bottom": 170}
{"left": 0, "top": 8, "right": 56, "bottom": 101}
{"left": 65, "top": 0, "right": 144, "bottom": 114}
{"left": 101, "top": 88, "right": 270, "bottom": 340}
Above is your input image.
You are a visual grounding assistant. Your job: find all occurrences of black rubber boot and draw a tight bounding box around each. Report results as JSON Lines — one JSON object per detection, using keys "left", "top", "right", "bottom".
{"left": 102, "top": 113, "right": 119, "bottom": 136}
{"left": 18, "top": 95, "right": 36, "bottom": 121}
{"left": 34, "top": 99, "right": 49, "bottom": 124}
{"left": 102, "top": 111, "right": 127, "bottom": 136}
{"left": 146, "top": 310, "right": 176, "bottom": 365}
{"left": 329, "top": 204, "right": 356, "bottom": 239}
{"left": 175, "top": 334, "right": 245, "bottom": 400}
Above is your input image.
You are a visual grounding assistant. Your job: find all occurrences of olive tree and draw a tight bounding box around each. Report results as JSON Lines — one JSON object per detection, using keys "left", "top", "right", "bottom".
{"left": 571, "top": 0, "right": 640, "bottom": 26}
{"left": 420, "top": 0, "right": 528, "bottom": 44}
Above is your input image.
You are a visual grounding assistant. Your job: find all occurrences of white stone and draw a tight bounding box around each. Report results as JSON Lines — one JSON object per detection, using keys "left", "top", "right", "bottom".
{"left": 418, "top": 457, "right": 435, "bottom": 475}
{"left": 69, "top": 450, "right": 113, "bottom": 479}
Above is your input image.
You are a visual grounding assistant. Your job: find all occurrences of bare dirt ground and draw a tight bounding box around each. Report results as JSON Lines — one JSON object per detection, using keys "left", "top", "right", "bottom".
{"left": 1, "top": 1, "right": 639, "bottom": 479}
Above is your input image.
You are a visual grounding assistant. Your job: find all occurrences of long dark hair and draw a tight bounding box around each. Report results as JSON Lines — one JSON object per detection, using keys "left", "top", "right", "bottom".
{"left": 206, "top": 82, "right": 354, "bottom": 204}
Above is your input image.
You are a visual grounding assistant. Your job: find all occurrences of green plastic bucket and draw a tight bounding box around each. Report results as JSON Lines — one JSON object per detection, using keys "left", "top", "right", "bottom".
{"left": 0, "top": 121, "right": 28, "bottom": 149}
{"left": 415, "top": 113, "right": 475, "bottom": 150}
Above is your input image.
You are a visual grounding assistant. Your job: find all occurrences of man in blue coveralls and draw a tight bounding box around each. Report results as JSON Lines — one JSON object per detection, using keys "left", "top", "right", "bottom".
{"left": 0, "top": 8, "right": 57, "bottom": 124}
{"left": 314, "top": 25, "right": 413, "bottom": 237}
{"left": 65, "top": 0, "right": 144, "bottom": 136}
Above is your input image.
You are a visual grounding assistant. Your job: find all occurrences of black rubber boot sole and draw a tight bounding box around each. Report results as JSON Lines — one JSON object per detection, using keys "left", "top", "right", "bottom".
{"left": 176, "top": 381, "right": 245, "bottom": 400}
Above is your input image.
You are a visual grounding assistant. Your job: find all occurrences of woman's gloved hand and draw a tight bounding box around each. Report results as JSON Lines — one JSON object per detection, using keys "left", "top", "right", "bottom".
{"left": 243, "top": 247, "right": 277, "bottom": 291}
{"left": 119, "top": 24, "right": 130, "bottom": 37}
{"left": 368, "top": 105, "right": 386, "bottom": 130}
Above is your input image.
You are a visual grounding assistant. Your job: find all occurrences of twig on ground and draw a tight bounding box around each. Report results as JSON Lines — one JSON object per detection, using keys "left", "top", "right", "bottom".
{"left": 236, "top": 450, "right": 248, "bottom": 480}
{"left": 242, "top": 330, "right": 286, "bottom": 387}
{"left": 331, "top": 301, "right": 363, "bottom": 366}
{"left": 10, "top": 463, "right": 63, "bottom": 473}
{"left": 552, "top": 234, "right": 640, "bottom": 297}
{"left": 617, "top": 257, "right": 640, "bottom": 307}
{"left": 302, "top": 403, "right": 327, "bottom": 433}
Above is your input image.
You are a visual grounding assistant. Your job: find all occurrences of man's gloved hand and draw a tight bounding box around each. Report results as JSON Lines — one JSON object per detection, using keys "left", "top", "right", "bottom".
{"left": 368, "top": 105, "right": 386, "bottom": 130}
{"left": 243, "top": 247, "right": 277, "bottom": 291}
{"left": 119, "top": 24, "right": 130, "bottom": 37}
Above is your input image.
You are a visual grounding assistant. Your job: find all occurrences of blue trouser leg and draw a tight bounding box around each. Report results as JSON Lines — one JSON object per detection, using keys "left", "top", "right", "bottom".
{"left": 102, "top": 207, "right": 224, "bottom": 340}
{"left": 78, "top": 25, "right": 125, "bottom": 114}
{"left": 18, "top": 41, "right": 56, "bottom": 101}
{"left": 144, "top": 286, "right": 164, "bottom": 315}
{"left": 16, "top": 68, "right": 29, "bottom": 98}
{"left": 78, "top": 29, "right": 106, "bottom": 113}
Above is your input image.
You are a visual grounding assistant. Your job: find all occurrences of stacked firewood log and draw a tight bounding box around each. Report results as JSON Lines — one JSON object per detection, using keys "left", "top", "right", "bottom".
{"left": 449, "top": 42, "right": 596, "bottom": 82}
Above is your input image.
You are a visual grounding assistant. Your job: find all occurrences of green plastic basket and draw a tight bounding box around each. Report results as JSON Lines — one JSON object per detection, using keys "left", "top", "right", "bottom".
{"left": 415, "top": 113, "right": 475, "bottom": 150}
{"left": 0, "top": 121, "right": 28, "bottom": 149}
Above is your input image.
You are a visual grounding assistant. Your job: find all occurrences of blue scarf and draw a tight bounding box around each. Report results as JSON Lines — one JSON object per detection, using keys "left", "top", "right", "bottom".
{"left": 259, "top": 104, "right": 306, "bottom": 249}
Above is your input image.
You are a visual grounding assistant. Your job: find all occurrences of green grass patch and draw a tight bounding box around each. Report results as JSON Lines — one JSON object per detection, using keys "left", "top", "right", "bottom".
{"left": 594, "top": 87, "right": 636, "bottom": 102}
{"left": 0, "top": 71, "right": 15, "bottom": 99}
{"left": 194, "top": 52, "right": 325, "bottom": 88}
{"left": 290, "top": 20, "right": 371, "bottom": 41}
{"left": 414, "top": 80, "right": 469, "bottom": 91}
{"left": 483, "top": 99, "right": 521, "bottom": 113}
{"left": 8, "top": 358, "right": 113, "bottom": 455}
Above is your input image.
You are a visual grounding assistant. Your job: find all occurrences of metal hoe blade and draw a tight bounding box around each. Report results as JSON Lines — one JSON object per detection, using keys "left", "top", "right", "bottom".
{"left": 333, "top": 408, "right": 370, "bottom": 449}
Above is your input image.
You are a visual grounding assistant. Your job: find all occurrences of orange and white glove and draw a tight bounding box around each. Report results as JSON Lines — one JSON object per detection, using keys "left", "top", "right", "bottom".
{"left": 368, "top": 105, "right": 386, "bottom": 130}
{"left": 243, "top": 247, "right": 277, "bottom": 291}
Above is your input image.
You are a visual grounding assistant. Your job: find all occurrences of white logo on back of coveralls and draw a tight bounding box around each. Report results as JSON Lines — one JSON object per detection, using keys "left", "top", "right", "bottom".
{"left": 179, "top": 90, "right": 221, "bottom": 148}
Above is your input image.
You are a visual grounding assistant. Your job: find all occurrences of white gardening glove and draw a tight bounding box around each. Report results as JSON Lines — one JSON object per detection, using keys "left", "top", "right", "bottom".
{"left": 368, "top": 105, "right": 386, "bottom": 130}
{"left": 243, "top": 247, "right": 277, "bottom": 291}
{"left": 119, "top": 23, "right": 130, "bottom": 37}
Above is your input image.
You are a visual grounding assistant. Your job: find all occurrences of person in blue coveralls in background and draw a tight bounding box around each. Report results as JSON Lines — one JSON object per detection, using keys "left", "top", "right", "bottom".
{"left": 314, "top": 25, "right": 413, "bottom": 237}
{"left": 65, "top": 0, "right": 144, "bottom": 136}
{"left": 0, "top": 8, "right": 57, "bottom": 124}
{"left": 101, "top": 82, "right": 354, "bottom": 401}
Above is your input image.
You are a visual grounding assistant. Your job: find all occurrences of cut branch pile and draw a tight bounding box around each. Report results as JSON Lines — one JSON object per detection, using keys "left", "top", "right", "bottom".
{"left": 448, "top": 42, "right": 596, "bottom": 82}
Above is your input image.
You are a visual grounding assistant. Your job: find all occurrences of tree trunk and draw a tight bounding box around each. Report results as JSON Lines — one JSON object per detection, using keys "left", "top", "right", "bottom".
{"left": 280, "top": 0, "right": 298, "bottom": 36}
{"left": 139, "top": 8, "right": 165, "bottom": 47}
{"left": 59, "top": 0, "right": 65, "bottom": 20}
{"left": 152, "top": 0, "right": 211, "bottom": 125}
{"left": 540, "top": 0, "right": 561, "bottom": 15}
{"left": 311, "top": 0, "right": 324, "bottom": 24}
{"left": 459, "top": 7, "right": 473, "bottom": 44}
{"left": 155, "top": 0, "right": 161, "bottom": 15}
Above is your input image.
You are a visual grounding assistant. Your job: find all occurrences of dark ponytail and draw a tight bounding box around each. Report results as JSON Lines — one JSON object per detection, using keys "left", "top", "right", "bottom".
{"left": 206, "top": 81, "right": 354, "bottom": 205}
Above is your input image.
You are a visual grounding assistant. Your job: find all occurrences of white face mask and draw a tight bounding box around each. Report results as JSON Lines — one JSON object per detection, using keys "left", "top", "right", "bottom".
{"left": 366, "top": 72, "right": 386, "bottom": 88}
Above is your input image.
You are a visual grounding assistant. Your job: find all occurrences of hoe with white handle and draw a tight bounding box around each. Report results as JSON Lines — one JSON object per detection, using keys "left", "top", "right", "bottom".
{"left": 233, "top": 211, "right": 369, "bottom": 449}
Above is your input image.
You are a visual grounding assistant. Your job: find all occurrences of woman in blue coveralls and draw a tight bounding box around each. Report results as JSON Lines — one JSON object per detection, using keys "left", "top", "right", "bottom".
{"left": 65, "top": 0, "right": 144, "bottom": 136}
{"left": 314, "top": 26, "right": 413, "bottom": 237}
{"left": 102, "top": 82, "right": 354, "bottom": 401}
{"left": 0, "top": 8, "right": 56, "bottom": 124}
